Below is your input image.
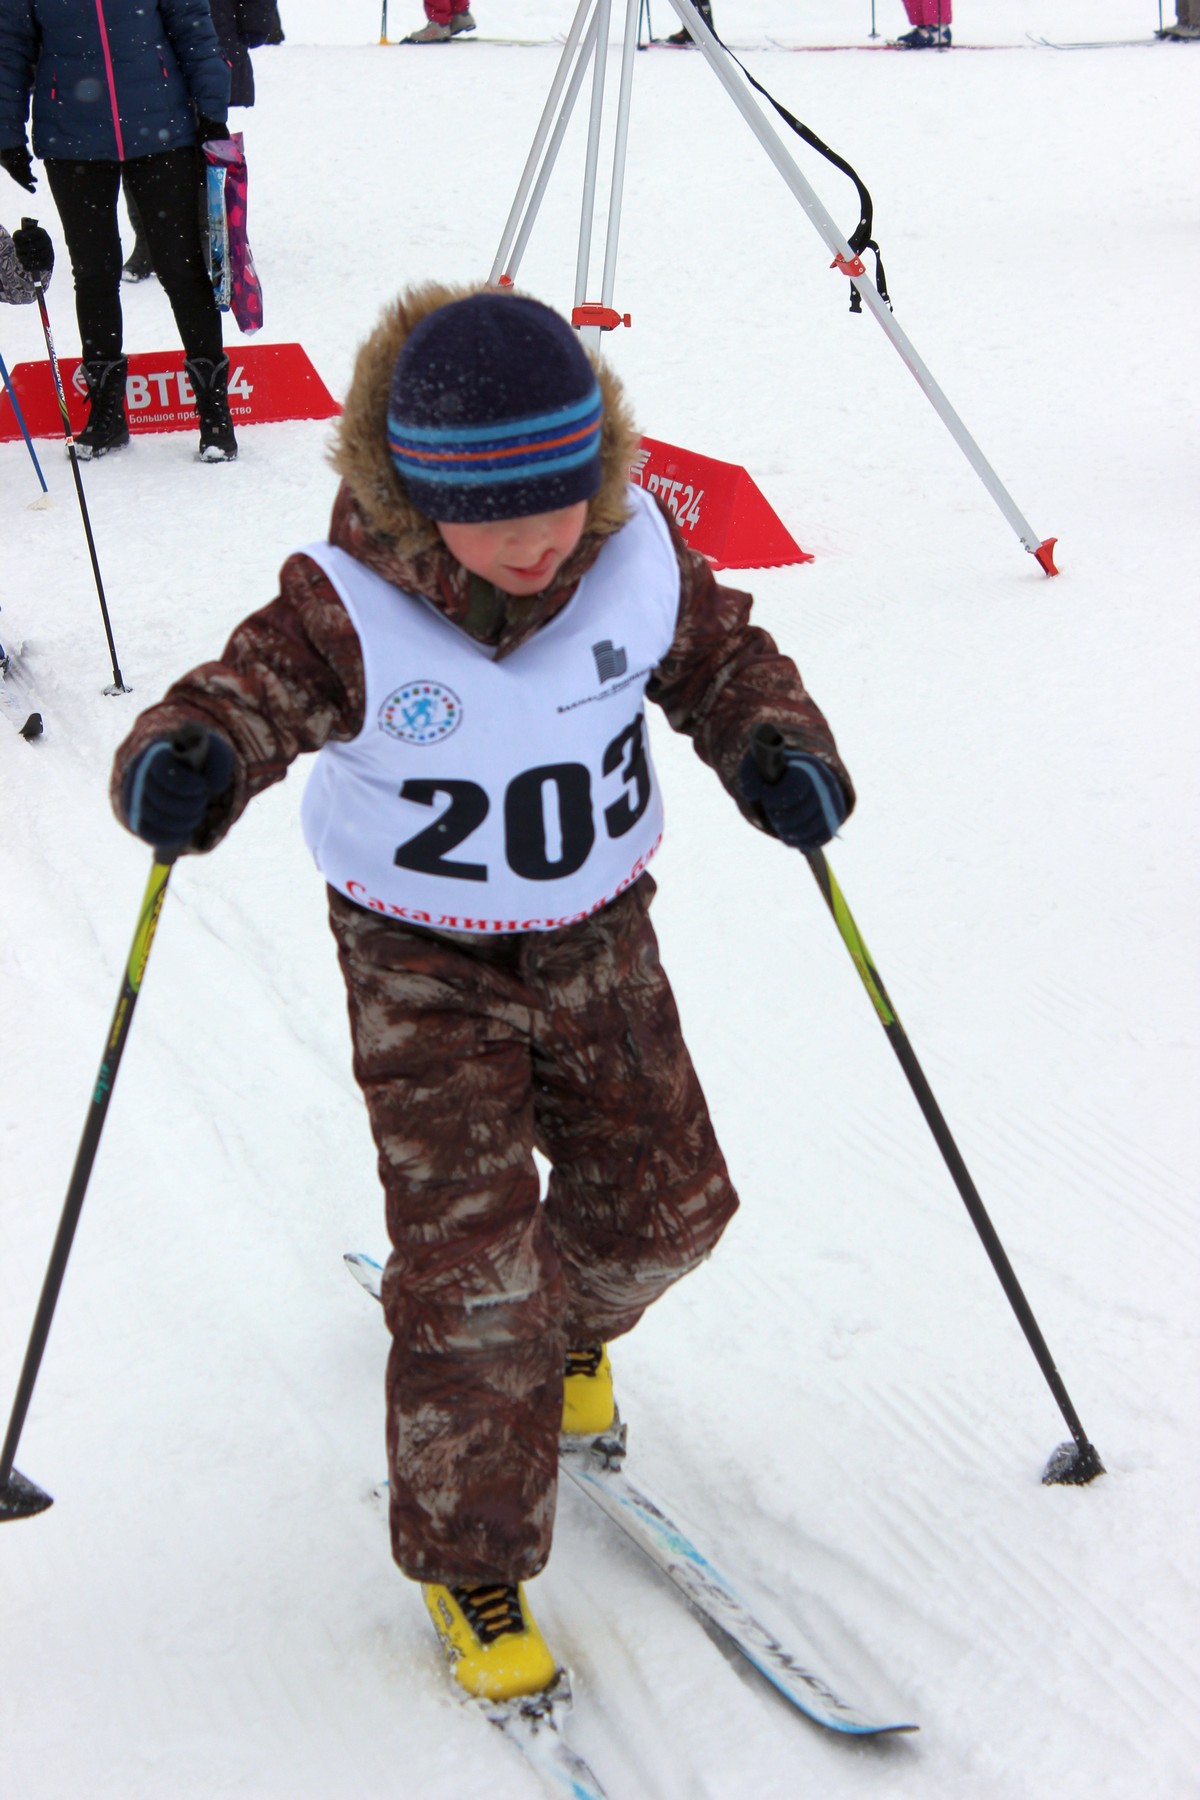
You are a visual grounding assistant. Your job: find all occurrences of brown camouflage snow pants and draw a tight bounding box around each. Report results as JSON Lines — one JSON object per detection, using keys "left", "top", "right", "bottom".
{"left": 328, "top": 875, "right": 737, "bottom": 1586}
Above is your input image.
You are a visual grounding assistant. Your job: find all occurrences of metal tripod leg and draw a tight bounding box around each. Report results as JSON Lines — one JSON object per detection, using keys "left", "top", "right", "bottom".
{"left": 490, "top": 0, "right": 641, "bottom": 355}
{"left": 490, "top": 0, "right": 599, "bottom": 288}
{"left": 659, "top": 0, "right": 1055, "bottom": 568}
{"left": 491, "top": 0, "right": 1057, "bottom": 571}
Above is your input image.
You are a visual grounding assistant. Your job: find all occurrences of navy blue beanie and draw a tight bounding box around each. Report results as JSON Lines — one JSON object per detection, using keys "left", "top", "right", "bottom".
{"left": 386, "top": 292, "right": 604, "bottom": 522}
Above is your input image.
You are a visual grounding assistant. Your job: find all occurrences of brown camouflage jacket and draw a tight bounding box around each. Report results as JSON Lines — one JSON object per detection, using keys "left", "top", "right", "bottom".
{"left": 110, "top": 280, "right": 854, "bottom": 852}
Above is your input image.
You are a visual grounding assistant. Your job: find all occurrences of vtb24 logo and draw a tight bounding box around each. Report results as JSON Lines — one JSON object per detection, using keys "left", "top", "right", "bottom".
{"left": 70, "top": 364, "right": 253, "bottom": 410}
{"left": 629, "top": 446, "right": 704, "bottom": 533}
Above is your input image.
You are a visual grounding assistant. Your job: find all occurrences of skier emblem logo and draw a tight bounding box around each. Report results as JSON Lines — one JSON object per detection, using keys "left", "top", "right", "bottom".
{"left": 379, "top": 681, "right": 463, "bottom": 744}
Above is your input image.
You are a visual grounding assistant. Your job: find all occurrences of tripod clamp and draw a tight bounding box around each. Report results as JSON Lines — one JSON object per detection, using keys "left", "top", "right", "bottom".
{"left": 572, "top": 304, "right": 631, "bottom": 331}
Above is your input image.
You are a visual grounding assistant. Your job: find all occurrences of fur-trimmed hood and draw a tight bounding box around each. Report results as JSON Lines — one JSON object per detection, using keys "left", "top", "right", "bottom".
{"left": 329, "top": 281, "right": 641, "bottom": 556}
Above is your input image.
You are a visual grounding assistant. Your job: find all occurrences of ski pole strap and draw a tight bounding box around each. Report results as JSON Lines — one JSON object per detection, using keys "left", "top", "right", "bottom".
{"left": 704, "top": 25, "right": 891, "bottom": 314}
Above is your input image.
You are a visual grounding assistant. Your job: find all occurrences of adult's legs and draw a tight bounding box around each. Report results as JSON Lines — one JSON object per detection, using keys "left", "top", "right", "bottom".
{"left": 43, "top": 159, "right": 124, "bottom": 361}
{"left": 902, "top": 0, "right": 952, "bottom": 26}
{"left": 121, "top": 181, "right": 155, "bottom": 282}
{"left": 122, "top": 148, "right": 223, "bottom": 362}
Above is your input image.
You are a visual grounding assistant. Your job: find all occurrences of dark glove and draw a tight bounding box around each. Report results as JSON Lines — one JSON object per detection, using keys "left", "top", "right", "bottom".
{"left": 13, "top": 217, "right": 52, "bottom": 283}
{"left": 1, "top": 144, "right": 36, "bottom": 194}
{"left": 739, "top": 738, "right": 848, "bottom": 851}
{"left": 196, "top": 114, "right": 230, "bottom": 143}
{"left": 121, "top": 730, "right": 235, "bottom": 851}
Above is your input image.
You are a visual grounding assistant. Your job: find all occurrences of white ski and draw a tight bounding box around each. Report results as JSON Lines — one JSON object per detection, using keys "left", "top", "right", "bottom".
{"left": 560, "top": 1441, "right": 915, "bottom": 1736}
{"left": 1025, "top": 32, "right": 1158, "bottom": 49}
{"left": 475, "top": 1673, "right": 609, "bottom": 1799}
{"left": 345, "top": 1253, "right": 917, "bottom": 1739}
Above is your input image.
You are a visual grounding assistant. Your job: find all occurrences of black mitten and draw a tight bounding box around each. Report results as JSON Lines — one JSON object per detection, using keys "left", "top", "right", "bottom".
{"left": 121, "top": 732, "right": 235, "bottom": 851}
{"left": 1, "top": 145, "right": 36, "bottom": 194}
{"left": 13, "top": 217, "right": 53, "bottom": 283}
{"left": 739, "top": 744, "right": 848, "bottom": 851}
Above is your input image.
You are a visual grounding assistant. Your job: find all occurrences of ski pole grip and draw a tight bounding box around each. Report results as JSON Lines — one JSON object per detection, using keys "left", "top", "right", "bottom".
{"left": 751, "top": 722, "right": 787, "bottom": 785}
{"left": 171, "top": 720, "right": 210, "bottom": 770}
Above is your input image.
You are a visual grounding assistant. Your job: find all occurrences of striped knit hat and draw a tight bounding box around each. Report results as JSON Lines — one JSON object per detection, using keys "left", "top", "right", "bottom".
{"left": 387, "top": 292, "right": 604, "bottom": 522}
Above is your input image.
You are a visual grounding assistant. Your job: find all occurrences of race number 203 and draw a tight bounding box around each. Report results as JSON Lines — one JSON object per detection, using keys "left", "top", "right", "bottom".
{"left": 394, "top": 715, "right": 652, "bottom": 884}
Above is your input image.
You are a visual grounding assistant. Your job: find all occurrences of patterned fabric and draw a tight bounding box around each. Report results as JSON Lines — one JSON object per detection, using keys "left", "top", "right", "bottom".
{"left": 0, "top": 222, "right": 40, "bottom": 303}
{"left": 329, "top": 877, "right": 737, "bottom": 1582}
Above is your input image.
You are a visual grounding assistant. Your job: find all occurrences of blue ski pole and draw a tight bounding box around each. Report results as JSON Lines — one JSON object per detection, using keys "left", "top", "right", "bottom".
{"left": 0, "top": 349, "right": 49, "bottom": 494}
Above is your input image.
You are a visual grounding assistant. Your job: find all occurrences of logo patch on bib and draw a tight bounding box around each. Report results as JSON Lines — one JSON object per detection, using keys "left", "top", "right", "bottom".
{"left": 379, "top": 682, "right": 463, "bottom": 745}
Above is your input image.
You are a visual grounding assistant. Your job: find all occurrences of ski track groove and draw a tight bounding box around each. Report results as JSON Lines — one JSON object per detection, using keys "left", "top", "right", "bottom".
{"left": 995, "top": 1106, "right": 1190, "bottom": 1214}
{"left": 979, "top": 1115, "right": 1196, "bottom": 1260}
{"left": 856, "top": 1384, "right": 1200, "bottom": 1735}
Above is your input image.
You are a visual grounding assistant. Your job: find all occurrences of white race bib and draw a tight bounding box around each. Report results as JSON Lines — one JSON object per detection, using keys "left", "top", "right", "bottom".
{"left": 300, "top": 485, "right": 680, "bottom": 932}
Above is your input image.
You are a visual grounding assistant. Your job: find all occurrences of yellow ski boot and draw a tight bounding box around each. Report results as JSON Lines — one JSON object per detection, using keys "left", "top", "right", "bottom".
{"left": 422, "top": 1581, "right": 557, "bottom": 1701}
{"left": 562, "top": 1344, "right": 615, "bottom": 1436}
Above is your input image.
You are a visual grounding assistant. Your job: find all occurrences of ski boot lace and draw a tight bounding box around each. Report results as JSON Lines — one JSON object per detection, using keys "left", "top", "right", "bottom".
{"left": 451, "top": 1583, "right": 526, "bottom": 1646}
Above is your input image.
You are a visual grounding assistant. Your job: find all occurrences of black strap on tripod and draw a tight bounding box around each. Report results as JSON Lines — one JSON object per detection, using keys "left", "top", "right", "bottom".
{"left": 701, "top": 25, "right": 891, "bottom": 315}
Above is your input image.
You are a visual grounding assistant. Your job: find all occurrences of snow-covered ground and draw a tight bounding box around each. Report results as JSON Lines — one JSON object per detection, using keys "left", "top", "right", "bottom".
{"left": 2, "top": 3, "right": 1197, "bottom": 1795}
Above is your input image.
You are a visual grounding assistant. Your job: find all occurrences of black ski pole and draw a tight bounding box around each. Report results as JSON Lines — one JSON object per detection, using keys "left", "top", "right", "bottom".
{"left": 752, "top": 725, "right": 1104, "bottom": 1485}
{"left": 0, "top": 726, "right": 207, "bottom": 1521}
{"left": 31, "top": 269, "right": 129, "bottom": 696}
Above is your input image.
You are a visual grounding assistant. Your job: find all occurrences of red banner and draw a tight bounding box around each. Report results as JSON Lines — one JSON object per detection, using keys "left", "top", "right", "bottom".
{"left": 0, "top": 342, "right": 339, "bottom": 443}
{"left": 631, "top": 436, "right": 812, "bottom": 571}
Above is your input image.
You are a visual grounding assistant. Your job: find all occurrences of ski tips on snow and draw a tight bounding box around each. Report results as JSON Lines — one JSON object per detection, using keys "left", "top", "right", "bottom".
{"left": 344, "top": 1250, "right": 384, "bottom": 1297}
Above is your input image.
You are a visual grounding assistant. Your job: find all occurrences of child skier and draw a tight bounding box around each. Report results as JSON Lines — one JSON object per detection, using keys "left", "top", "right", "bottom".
{"left": 109, "top": 284, "right": 854, "bottom": 1703}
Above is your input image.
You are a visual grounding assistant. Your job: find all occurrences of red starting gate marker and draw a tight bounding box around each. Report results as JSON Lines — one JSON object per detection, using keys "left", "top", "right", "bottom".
{"left": 0, "top": 342, "right": 340, "bottom": 443}
{"left": 632, "top": 435, "right": 812, "bottom": 571}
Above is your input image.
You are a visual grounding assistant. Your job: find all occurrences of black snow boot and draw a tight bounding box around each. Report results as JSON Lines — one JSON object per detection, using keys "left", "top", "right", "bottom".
{"left": 185, "top": 354, "right": 238, "bottom": 462}
{"left": 665, "top": 0, "right": 713, "bottom": 45}
{"left": 76, "top": 358, "right": 130, "bottom": 460}
{"left": 121, "top": 236, "right": 155, "bottom": 282}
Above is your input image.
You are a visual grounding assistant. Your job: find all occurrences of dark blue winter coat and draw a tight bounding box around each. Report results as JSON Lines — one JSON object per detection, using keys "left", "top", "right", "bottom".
{"left": 0, "top": 0, "right": 231, "bottom": 164}
{"left": 208, "top": 0, "right": 280, "bottom": 108}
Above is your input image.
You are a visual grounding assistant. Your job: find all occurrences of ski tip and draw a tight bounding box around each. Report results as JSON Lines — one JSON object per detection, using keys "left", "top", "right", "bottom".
{"left": 344, "top": 1250, "right": 384, "bottom": 1300}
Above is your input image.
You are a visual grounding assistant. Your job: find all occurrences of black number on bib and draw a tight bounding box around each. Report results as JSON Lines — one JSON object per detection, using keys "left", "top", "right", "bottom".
{"left": 392, "top": 719, "right": 651, "bottom": 885}
{"left": 602, "top": 715, "right": 651, "bottom": 838}
{"left": 393, "top": 779, "right": 489, "bottom": 882}
{"left": 505, "top": 763, "right": 595, "bottom": 882}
